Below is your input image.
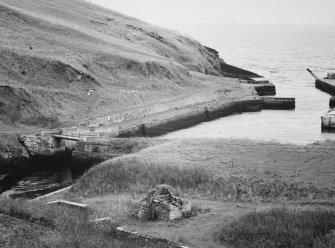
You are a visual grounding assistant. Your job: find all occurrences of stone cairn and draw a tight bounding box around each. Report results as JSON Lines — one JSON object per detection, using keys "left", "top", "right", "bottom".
{"left": 136, "top": 184, "right": 193, "bottom": 221}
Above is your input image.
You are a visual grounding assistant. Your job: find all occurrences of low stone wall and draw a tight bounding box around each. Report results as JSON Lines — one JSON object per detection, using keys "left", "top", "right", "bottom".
{"left": 92, "top": 222, "right": 188, "bottom": 248}
{"left": 111, "top": 226, "right": 187, "bottom": 248}
{"left": 9, "top": 183, "right": 72, "bottom": 199}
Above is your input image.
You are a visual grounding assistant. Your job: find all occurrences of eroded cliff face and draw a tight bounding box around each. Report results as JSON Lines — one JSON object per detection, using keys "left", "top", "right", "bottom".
{"left": 0, "top": 0, "right": 230, "bottom": 132}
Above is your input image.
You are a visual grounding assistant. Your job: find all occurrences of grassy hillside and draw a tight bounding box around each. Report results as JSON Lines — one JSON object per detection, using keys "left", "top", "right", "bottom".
{"left": 0, "top": 0, "right": 240, "bottom": 133}
{"left": 71, "top": 139, "right": 335, "bottom": 199}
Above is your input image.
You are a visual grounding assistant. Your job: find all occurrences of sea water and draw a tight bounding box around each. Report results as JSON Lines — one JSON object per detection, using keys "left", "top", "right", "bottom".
{"left": 160, "top": 23, "right": 335, "bottom": 144}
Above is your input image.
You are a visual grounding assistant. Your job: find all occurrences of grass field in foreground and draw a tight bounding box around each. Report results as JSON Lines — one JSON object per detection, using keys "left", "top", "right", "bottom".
{"left": 2, "top": 138, "right": 335, "bottom": 248}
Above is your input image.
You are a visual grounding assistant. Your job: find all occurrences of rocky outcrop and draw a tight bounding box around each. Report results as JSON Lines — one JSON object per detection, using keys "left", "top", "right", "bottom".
{"left": 219, "top": 59, "right": 262, "bottom": 79}
{"left": 0, "top": 133, "right": 70, "bottom": 190}
{"left": 19, "top": 134, "right": 65, "bottom": 156}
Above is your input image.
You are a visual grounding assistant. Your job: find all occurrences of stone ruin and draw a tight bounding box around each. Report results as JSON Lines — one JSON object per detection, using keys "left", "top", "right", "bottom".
{"left": 136, "top": 185, "right": 193, "bottom": 221}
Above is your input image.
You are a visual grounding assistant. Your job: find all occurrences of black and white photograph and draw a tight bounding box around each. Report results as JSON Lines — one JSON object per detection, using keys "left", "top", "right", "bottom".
{"left": 0, "top": 0, "right": 335, "bottom": 247}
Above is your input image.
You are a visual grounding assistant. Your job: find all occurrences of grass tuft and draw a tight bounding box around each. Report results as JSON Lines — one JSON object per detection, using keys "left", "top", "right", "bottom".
{"left": 219, "top": 208, "right": 335, "bottom": 248}
{"left": 71, "top": 157, "right": 214, "bottom": 196}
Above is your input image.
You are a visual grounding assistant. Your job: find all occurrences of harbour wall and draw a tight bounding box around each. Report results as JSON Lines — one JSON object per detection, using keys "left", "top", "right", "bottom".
{"left": 253, "top": 83, "right": 276, "bottom": 96}
{"left": 118, "top": 99, "right": 263, "bottom": 137}
{"left": 91, "top": 86, "right": 238, "bottom": 127}
{"left": 117, "top": 96, "right": 295, "bottom": 137}
{"left": 315, "top": 79, "right": 335, "bottom": 95}
{"left": 261, "top": 97, "right": 295, "bottom": 110}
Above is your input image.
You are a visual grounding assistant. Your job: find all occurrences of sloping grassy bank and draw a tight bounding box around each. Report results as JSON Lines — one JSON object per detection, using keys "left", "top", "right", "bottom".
{"left": 0, "top": 0, "right": 253, "bottom": 133}
{"left": 70, "top": 139, "right": 335, "bottom": 202}
{"left": 71, "top": 157, "right": 334, "bottom": 201}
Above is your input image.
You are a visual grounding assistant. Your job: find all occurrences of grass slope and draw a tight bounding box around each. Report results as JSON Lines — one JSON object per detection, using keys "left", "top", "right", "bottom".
{"left": 72, "top": 139, "right": 335, "bottom": 200}
{"left": 0, "top": 0, "right": 237, "bottom": 132}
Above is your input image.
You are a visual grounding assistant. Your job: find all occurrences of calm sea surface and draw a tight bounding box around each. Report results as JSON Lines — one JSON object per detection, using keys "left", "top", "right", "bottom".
{"left": 161, "top": 24, "right": 335, "bottom": 144}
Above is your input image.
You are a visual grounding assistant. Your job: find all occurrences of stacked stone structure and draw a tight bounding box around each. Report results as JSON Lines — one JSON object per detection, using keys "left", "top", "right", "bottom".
{"left": 136, "top": 185, "right": 193, "bottom": 221}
